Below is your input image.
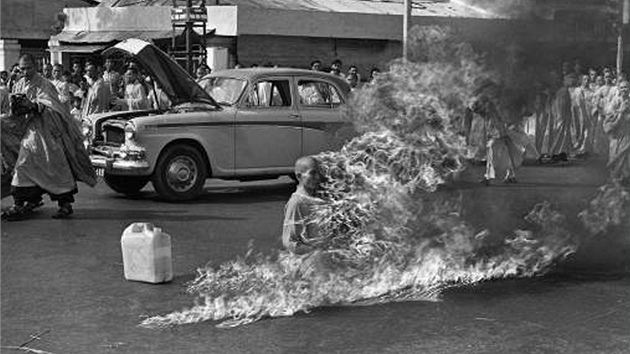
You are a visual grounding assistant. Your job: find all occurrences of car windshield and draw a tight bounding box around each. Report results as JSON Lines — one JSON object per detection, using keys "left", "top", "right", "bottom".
{"left": 204, "top": 77, "right": 247, "bottom": 106}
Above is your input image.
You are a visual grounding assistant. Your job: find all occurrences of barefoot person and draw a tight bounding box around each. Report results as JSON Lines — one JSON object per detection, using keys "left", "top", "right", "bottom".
{"left": 1, "top": 54, "right": 96, "bottom": 220}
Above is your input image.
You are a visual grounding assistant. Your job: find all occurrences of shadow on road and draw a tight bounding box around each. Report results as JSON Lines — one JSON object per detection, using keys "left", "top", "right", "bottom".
{"left": 59, "top": 208, "right": 246, "bottom": 222}
{"left": 130, "top": 181, "right": 296, "bottom": 205}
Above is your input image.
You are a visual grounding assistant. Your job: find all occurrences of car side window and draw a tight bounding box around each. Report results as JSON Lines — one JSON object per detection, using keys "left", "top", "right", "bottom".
{"left": 297, "top": 80, "right": 342, "bottom": 108}
{"left": 246, "top": 80, "right": 292, "bottom": 107}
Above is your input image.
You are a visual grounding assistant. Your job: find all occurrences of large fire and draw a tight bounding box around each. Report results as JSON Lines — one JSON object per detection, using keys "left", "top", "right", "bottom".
{"left": 139, "top": 27, "right": 628, "bottom": 329}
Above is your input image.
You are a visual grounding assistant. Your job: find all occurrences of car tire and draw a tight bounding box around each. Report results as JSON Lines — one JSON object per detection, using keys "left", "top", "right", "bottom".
{"left": 103, "top": 173, "right": 150, "bottom": 196}
{"left": 152, "top": 144, "right": 207, "bottom": 202}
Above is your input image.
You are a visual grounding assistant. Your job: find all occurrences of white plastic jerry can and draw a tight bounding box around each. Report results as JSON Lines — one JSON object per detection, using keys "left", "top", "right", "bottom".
{"left": 121, "top": 222, "right": 173, "bottom": 283}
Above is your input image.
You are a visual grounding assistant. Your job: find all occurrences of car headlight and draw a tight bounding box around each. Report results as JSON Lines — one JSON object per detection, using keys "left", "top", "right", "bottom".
{"left": 124, "top": 122, "right": 136, "bottom": 142}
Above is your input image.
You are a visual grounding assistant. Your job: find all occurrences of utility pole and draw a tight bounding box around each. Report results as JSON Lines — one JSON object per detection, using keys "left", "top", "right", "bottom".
{"left": 616, "top": 0, "right": 629, "bottom": 75}
{"left": 403, "top": 0, "right": 412, "bottom": 61}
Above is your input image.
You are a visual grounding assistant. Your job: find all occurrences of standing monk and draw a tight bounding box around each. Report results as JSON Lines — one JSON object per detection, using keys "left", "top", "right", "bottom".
{"left": 603, "top": 80, "right": 630, "bottom": 183}
{"left": 115, "top": 68, "right": 148, "bottom": 111}
{"left": 550, "top": 73, "right": 576, "bottom": 156}
{"left": 474, "top": 82, "right": 526, "bottom": 185}
{"left": 572, "top": 74, "right": 595, "bottom": 155}
{"left": 102, "top": 58, "right": 121, "bottom": 99}
{"left": 50, "top": 64, "right": 71, "bottom": 109}
{"left": 82, "top": 63, "right": 111, "bottom": 117}
{"left": 1, "top": 54, "right": 96, "bottom": 220}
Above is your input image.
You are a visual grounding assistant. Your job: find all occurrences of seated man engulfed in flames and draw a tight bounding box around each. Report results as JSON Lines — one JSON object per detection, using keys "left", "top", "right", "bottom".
{"left": 282, "top": 156, "right": 328, "bottom": 254}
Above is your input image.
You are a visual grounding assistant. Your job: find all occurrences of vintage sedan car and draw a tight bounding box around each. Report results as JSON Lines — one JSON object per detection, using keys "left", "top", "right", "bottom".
{"left": 89, "top": 39, "right": 354, "bottom": 201}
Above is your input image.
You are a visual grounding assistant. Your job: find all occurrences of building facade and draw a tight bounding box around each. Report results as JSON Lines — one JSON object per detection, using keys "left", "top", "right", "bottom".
{"left": 0, "top": 0, "right": 97, "bottom": 71}
{"left": 40, "top": 0, "right": 630, "bottom": 78}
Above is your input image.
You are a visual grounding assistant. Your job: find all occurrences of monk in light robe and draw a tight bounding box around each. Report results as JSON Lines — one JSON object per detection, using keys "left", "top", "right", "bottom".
{"left": 603, "top": 81, "right": 630, "bottom": 183}
{"left": 1, "top": 54, "right": 96, "bottom": 220}
{"left": 115, "top": 68, "right": 149, "bottom": 111}
{"left": 50, "top": 64, "right": 71, "bottom": 109}
{"left": 549, "top": 74, "right": 576, "bottom": 156}
{"left": 571, "top": 74, "right": 595, "bottom": 155}
{"left": 146, "top": 77, "right": 171, "bottom": 110}
{"left": 82, "top": 63, "right": 111, "bottom": 118}
{"left": 474, "top": 82, "right": 527, "bottom": 185}
{"left": 533, "top": 88, "right": 553, "bottom": 155}
{"left": 592, "top": 72, "right": 616, "bottom": 157}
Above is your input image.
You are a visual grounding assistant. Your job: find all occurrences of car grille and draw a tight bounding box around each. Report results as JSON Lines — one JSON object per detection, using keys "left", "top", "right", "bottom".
{"left": 104, "top": 128, "right": 125, "bottom": 145}
{"left": 100, "top": 120, "right": 126, "bottom": 146}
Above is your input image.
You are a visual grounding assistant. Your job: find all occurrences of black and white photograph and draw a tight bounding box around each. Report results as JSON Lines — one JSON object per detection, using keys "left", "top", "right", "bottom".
{"left": 1, "top": 0, "right": 629, "bottom": 353}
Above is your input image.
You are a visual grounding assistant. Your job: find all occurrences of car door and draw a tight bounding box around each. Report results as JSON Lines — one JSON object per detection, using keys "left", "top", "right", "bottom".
{"left": 233, "top": 77, "right": 302, "bottom": 170}
{"left": 296, "top": 78, "right": 350, "bottom": 155}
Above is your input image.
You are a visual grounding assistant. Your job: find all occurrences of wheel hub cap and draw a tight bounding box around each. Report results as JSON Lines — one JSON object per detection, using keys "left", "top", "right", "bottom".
{"left": 166, "top": 157, "right": 197, "bottom": 192}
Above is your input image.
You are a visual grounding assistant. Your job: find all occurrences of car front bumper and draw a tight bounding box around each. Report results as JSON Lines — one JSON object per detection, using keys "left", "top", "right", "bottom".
{"left": 90, "top": 144, "right": 151, "bottom": 176}
{"left": 91, "top": 155, "right": 151, "bottom": 176}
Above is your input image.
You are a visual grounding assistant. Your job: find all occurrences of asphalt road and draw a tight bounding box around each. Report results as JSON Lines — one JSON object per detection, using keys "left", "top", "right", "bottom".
{"left": 1, "top": 161, "right": 629, "bottom": 354}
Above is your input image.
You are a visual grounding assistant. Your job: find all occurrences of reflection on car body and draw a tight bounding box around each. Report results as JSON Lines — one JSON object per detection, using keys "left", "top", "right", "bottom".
{"left": 88, "top": 39, "right": 355, "bottom": 201}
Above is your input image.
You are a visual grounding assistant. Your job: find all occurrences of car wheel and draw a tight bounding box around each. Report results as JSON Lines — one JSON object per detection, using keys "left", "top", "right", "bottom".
{"left": 103, "top": 173, "right": 150, "bottom": 196}
{"left": 152, "top": 144, "right": 207, "bottom": 202}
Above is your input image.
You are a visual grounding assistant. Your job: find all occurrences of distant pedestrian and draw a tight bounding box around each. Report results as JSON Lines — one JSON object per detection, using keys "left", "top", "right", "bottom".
{"left": 102, "top": 58, "right": 121, "bottom": 99}
{"left": 346, "top": 65, "right": 361, "bottom": 89}
{"left": 41, "top": 63, "right": 52, "bottom": 81}
{"left": 82, "top": 63, "right": 111, "bottom": 117}
{"left": 195, "top": 64, "right": 210, "bottom": 82}
{"left": 146, "top": 77, "right": 171, "bottom": 110}
{"left": 330, "top": 59, "right": 345, "bottom": 79}
{"left": 310, "top": 60, "right": 322, "bottom": 71}
{"left": 62, "top": 71, "right": 79, "bottom": 97}
{"left": 603, "top": 80, "right": 630, "bottom": 183}
{"left": 368, "top": 67, "right": 380, "bottom": 83}
{"left": 549, "top": 73, "right": 576, "bottom": 156}
{"left": 115, "top": 67, "right": 148, "bottom": 111}
{"left": 473, "top": 81, "right": 527, "bottom": 185}
{"left": 70, "top": 96, "right": 82, "bottom": 122}
{"left": 8, "top": 63, "right": 21, "bottom": 92}
{"left": 0, "top": 83, "right": 8, "bottom": 115}
{"left": 0, "top": 70, "right": 8, "bottom": 88}
{"left": 70, "top": 60, "right": 84, "bottom": 86}
{"left": 50, "top": 64, "right": 71, "bottom": 108}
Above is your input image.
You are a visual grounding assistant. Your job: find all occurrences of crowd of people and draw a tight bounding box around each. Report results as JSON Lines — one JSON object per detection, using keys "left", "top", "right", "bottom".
{"left": 0, "top": 58, "right": 175, "bottom": 125}
{"left": 464, "top": 61, "right": 630, "bottom": 186}
{"left": 233, "top": 59, "right": 381, "bottom": 89}
{"left": 0, "top": 57, "right": 378, "bottom": 123}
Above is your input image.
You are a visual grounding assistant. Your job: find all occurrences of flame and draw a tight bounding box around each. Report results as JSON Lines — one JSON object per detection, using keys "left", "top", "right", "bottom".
{"left": 139, "top": 27, "right": 585, "bottom": 329}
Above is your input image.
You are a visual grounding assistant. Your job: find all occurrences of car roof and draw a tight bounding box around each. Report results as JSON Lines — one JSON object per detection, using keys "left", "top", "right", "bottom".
{"left": 208, "top": 68, "right": 351, "bottom": 93}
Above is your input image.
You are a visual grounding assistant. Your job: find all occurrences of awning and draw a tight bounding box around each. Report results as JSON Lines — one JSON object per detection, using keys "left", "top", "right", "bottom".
{"left": 53, "top": 44, "right": 109, "bottom": 53}
{"left": 51, "top": 30, "right": 182, "bottom": 44}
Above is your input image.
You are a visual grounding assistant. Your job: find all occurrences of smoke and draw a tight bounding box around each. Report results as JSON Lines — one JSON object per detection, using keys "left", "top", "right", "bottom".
{"left": 139, "top": 26, "right": 594, "bottom": 329}
{"left": 452, "top": 0, "right": 536, "bottom": 19}
{"left": 578, "top": 182, "right": 630, "bottom": 236}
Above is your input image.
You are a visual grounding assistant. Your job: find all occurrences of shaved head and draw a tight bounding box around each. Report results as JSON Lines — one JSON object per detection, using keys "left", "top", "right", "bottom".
{"left": 295, "top": 156, "right": 319, "bottom": 175}
{"left": 294, "top": 156, "right": 321, "bottom": 195}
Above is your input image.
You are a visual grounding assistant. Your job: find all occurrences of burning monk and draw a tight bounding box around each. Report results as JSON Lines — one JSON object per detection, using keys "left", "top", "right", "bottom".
{"left": 282, "top": 156, "right": 327, "bottom": 254}
{"left": 603, "top": 80, "right": 630, "bottom": 184}
{"left": 1, "top": 54, "right": 96, "bottom": 220}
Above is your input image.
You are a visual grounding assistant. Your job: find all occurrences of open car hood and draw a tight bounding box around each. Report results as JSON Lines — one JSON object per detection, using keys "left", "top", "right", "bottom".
{"left": 103, "top": 38, "right": 217, "bottom": 107}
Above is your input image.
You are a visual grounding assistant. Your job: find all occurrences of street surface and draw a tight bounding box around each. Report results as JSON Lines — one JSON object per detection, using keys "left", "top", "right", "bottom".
{"left": 2, "top": 160, "right": 629, "bottom": 354}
